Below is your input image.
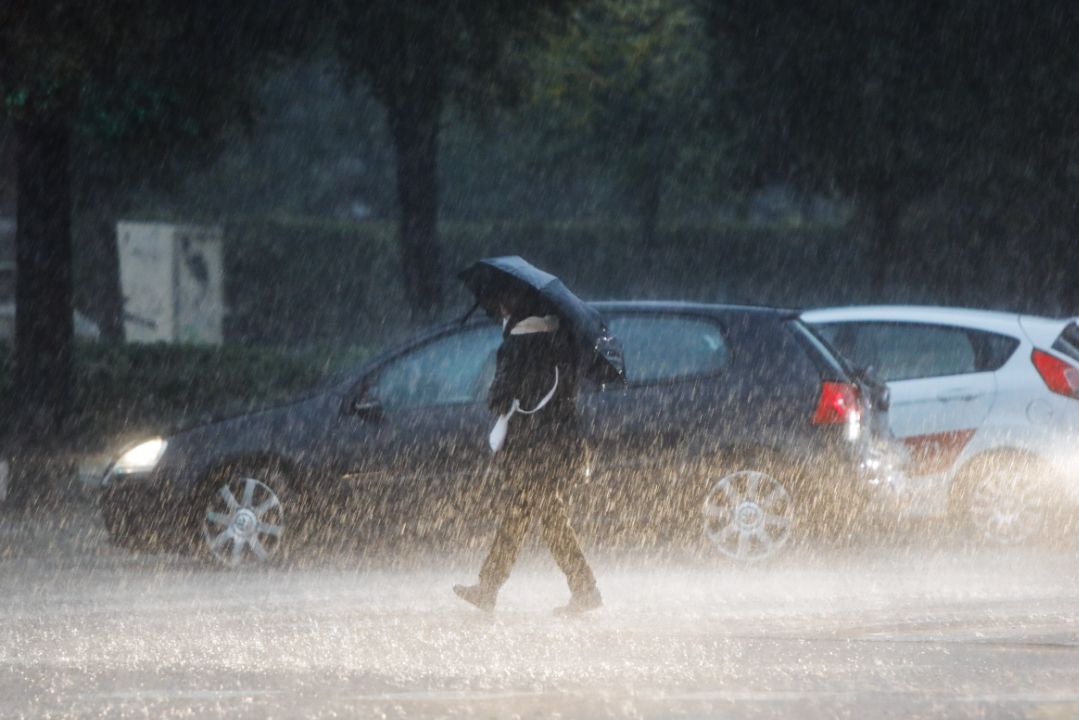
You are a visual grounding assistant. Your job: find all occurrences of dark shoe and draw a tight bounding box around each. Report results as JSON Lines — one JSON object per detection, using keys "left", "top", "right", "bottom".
{"left": 453, "top": 583, "right": 496, "bottom": 612}
{"left": 554, "top": 587, "right": 603, "bottom": 616}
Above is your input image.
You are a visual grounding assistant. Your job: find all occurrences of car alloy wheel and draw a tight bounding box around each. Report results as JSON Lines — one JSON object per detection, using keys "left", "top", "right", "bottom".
{"left": 702, "top": 469, "right": 794, "bottom": 562}
{"left": 966, "top": 465, "right": 1043, "bottom": 545}
{"left": 202, "top": 475, "right": 285, "bottom": 567}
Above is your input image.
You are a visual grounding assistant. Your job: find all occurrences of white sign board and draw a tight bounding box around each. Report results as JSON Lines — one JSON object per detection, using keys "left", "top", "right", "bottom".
{"left": 118, "top": 221, "right": 224, "bottom": 344}
{"left": 173, "top": 225, "right": 225, "bottom": 344}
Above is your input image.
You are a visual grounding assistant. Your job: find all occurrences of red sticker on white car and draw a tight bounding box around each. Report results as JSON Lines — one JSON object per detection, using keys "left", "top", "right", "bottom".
{"left": 902, "top": 430, "right": 976, "bottom": 476}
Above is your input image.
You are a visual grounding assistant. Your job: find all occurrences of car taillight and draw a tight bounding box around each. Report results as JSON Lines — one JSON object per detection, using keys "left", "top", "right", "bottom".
{"left": 812, "top": 381, "right": 862, "bottom": 440}
{"left": 812, "top": 382, "right": 859, "bottom": 424}
{"left": 1031, "top": 349, "right": 1079, "bottom": 399}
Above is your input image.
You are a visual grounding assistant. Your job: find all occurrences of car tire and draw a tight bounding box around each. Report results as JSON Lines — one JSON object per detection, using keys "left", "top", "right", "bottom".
{"left": 951, "top": 454, "right": 1049, "bottom": 546}
{"left": 695, "top": 454, "right": 800, "bottom": 563}
{"left": 196, "top": 464, "right": 300, "bottom": 568}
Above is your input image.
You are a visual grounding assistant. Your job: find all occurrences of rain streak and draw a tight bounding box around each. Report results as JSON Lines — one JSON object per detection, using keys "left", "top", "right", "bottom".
{"left": 3, "top": 1, "right": 1079, "bottom": 718}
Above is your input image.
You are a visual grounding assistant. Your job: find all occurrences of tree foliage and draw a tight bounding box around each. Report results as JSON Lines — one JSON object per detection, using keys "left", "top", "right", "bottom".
{"left": 333, "top": 0, "right": 578, "bottom": 317}
{"left": 700, "top": 0, "right": 1079, "bottom": 295}
{"left": 528, "top": 0, "right": 720, "bottom": 245}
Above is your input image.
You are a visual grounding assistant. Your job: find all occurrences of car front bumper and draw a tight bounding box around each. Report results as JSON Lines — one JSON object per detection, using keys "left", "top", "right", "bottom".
{"left": 100, "top": 467, "right": 201, "bottom": 551}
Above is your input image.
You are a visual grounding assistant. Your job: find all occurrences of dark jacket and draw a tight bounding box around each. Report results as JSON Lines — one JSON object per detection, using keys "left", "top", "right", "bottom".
{"left": 487, "top": 320, "right": 580, "bottom": 453}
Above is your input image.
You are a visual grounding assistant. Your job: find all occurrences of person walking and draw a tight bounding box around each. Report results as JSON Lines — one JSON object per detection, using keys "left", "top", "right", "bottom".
{"left": 453, "top": 296, "right": 602, "bottom": 615}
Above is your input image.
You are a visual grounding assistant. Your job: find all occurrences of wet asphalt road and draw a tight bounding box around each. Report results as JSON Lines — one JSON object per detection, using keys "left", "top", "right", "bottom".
{"left": 2, "top": 508, "right": 1079, "bottom": 719}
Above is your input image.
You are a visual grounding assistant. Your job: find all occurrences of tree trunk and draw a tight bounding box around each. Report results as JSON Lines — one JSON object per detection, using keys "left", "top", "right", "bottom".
{"left": 635, "top": 163, "right": 664, "bottom": 252}
{"left": 388, "top": 84, "right": 444, "bottom": 319}
{"left": 79, "top": 198, "right": 125, "bottom": 342}
{"left": 7, "top": 112, "right": 75, "bottom": 509}
{"left": 96, "top": 209, "right": 125, "bottom": 342}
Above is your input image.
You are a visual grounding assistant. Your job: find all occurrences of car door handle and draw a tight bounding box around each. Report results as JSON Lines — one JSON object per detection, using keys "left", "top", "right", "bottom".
{"left": 937, "top": 388, "right": 980, "bottom": 403}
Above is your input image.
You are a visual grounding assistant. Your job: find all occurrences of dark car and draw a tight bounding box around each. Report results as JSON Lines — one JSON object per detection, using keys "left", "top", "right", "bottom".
{"left": 101, "top": 302, "right": 899, "bottom": 566}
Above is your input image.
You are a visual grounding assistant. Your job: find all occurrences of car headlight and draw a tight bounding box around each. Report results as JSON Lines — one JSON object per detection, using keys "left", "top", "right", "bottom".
{"left": 110, "top": 438, "right": 167, "bottom": 476}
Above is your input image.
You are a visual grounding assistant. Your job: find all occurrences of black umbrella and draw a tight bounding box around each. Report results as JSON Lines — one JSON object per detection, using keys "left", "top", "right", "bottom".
{"left": 458, "top": 256, "right": 626, "bottom": 385}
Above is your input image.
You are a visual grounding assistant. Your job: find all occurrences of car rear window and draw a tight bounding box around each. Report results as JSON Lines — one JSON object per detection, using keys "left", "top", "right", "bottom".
{"left": 607, "top": 314, "right": 729, "bottom": 384}
{"left": 787, "top": 320, "right": 849, "bottom": 380}
{"left": 970, "top": 331, "right": 1019, "bottom": 372}
{"left": 1052, "top": 322, "right": 1079, "bottom": 363}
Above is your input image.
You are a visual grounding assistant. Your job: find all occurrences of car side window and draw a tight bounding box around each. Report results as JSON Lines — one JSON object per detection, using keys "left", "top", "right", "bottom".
{"left": 608, "top": 314, "right": 729, "bottom": 384}
{"left": 818, "top": 322, "right": 1011, "bottom": 382}
{"left": 375, "top": 324, "right": 502, "bottom": 409}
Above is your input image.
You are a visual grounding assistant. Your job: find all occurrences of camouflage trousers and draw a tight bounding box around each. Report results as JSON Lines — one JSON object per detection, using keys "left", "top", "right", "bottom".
{"left": 478, "top": 448, "right": 596, "bottom": 595}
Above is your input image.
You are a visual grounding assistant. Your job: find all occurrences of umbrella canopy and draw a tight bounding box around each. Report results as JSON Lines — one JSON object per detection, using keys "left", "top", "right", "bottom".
{"left": 458, "top": 256, "right": 626, "bottom": 385}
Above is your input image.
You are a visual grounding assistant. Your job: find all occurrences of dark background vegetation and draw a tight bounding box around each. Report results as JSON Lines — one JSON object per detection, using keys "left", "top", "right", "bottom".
{"left": 2, "top": 0, "right": 1078, "bottom": 506}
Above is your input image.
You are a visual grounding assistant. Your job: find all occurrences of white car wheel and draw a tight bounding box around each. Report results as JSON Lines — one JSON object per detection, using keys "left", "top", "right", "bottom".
{"left": 965, "top": 463, "right": 1044, "bottom": 545}
{"left": 702, "top": 469, "right": 794, "bottom": 562}
{"left": 202, "top": 474, "right": 286, "bottom": 567}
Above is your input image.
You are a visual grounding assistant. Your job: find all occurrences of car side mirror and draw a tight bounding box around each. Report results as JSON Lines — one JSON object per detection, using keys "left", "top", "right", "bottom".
{"left": 343, "top": 386, "right": 383, "bottom": 421}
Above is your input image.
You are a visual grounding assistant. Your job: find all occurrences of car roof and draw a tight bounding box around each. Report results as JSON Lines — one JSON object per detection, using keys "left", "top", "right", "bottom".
{"left": 1019, "top": 314, "right": 1076, "bottom": 347}
{"left": 327, "top": 300, "right": 815, "bottom": 389}
{"left": 799, "top": 305, "right": 1028, "bottom": 336}
{"left": 591, "top": 300, "right": 794, "bottom": 317}
{"left": 390, "top": 301, "right": 792, "bottom": 361}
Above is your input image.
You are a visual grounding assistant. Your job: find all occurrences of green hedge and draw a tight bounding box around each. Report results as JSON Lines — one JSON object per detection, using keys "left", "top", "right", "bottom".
{"left": 223, "top": 218, "right": 396, "bottom": 346}
{"left": 220, "top": 217, "right": 857, "bottom": 349}
{"left": 438, "top": 220, "right": 859, "bottom": 307}
{"left": 208, "top": 214, "right": 1052, "bottom": 348}
{"left": 0, "top": 341, "right": 345, "bottom": 449}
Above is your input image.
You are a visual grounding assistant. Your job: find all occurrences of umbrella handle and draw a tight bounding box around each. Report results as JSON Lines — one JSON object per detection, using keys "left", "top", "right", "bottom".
{"left": 514, "top": 367, "right": 559, "bottom": 415}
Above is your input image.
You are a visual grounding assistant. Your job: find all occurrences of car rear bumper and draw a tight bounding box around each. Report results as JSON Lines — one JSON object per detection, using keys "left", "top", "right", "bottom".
{"left": 1041, "top": 447, "right": 1079, "bottom": 505}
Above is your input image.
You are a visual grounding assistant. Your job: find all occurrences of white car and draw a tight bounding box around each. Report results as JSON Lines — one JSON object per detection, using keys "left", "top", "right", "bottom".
{"left": 801, "top": 306, "right": 1079, "bottom": 542}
